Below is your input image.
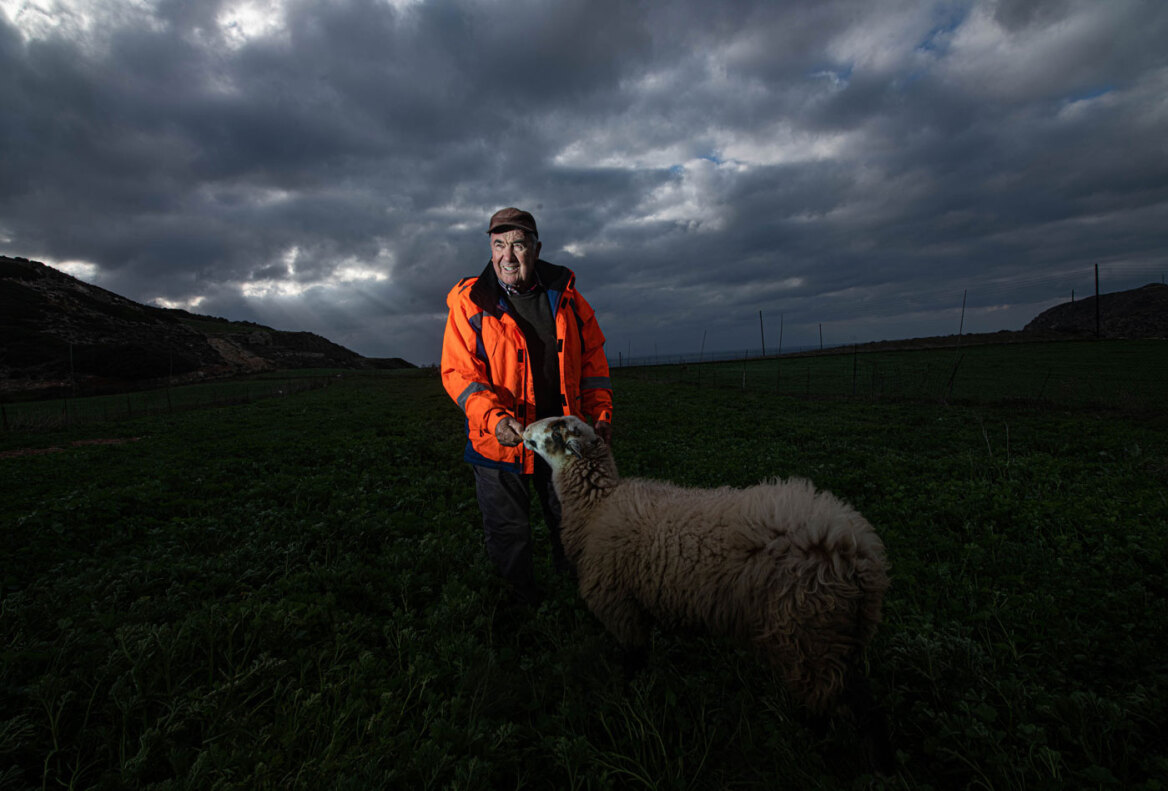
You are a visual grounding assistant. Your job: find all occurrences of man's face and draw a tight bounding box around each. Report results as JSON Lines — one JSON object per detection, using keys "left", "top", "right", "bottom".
{"left": 490, "top": 229, "right": 540, "bottom": 289}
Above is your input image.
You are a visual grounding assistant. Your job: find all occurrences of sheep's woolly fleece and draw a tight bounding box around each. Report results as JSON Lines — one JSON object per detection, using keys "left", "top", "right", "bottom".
{"left": 523, "top": 415, "right": 889, "bottom": 713}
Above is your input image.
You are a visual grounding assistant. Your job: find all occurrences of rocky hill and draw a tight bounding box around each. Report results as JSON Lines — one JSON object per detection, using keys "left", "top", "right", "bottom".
{"left": 1023, "top": 282, "right": 1168, "bottom": 337}
{"left": 1, "top": 255, "right": 414, "bottom": 399}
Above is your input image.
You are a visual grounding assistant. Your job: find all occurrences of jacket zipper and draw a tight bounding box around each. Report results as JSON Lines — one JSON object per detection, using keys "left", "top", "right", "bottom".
{"left": 518, "top": 327, "right": 528, "bottom": 469}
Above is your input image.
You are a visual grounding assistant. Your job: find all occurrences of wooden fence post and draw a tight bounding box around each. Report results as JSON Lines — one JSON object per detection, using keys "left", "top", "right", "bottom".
{"left": 958, "top": 289, "right": 967, "bottom": 341}
{"left": 945, "top": 354, "right": 964, "bottom": 402}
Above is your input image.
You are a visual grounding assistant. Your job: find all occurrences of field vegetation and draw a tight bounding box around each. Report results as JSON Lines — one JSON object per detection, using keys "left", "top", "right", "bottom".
{"left": 628, "top": 339, "right": 1167, "bottom": 412}
{"left": 2, "top": 341, "right": 1166, "bottom": 789}
{"left": 1, "top": 371, "right": 349, "bottom": 432}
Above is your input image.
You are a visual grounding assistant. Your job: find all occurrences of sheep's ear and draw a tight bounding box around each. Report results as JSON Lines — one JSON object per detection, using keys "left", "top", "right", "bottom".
{"left": 564, "top": 427, "right": 599, "bottom": 458}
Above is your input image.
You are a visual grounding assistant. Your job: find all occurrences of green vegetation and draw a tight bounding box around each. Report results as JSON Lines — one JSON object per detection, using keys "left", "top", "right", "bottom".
{"left": 2, "top": 346, "right": 1166, "bottom": 789}
{"left": 629, "top": 339, "right": 1168, "bottom": 412}
{"left": 1, "top": 372, "right": 359, "bottom": 431}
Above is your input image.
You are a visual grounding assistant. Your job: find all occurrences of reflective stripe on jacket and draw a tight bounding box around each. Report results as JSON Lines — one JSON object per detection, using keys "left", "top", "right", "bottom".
{"left": 441, "top": 260, "right": 613, "bottom": 474}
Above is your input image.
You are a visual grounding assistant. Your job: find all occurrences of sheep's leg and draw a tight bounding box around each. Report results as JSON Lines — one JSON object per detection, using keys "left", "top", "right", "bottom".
{"left": 755, "top": 621, "right": 849, "bottom": 714}
{"left": 783, "top": 665, "right": 894, "bottom": 777}
{"left": 758, "top": 581, "right": 873, "bottom": 711}
{"left": 585, "top": 591, "right": 651, "bottom": 671}
{"left": 593, "top": 596, "right": 650, "bottom": 648}
{"left": 601, "top": 597, "right": 651, "bottom": 676}
{"left": 790, "top": 653, "right": 849, "bottom": 715}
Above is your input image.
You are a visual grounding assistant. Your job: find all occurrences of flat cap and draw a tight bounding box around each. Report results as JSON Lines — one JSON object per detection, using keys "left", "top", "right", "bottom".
{"left": 487, "top": 207, "right": 538, "bottom": 237}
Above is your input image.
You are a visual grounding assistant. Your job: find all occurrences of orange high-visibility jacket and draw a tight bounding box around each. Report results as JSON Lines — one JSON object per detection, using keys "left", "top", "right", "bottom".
{"left": 441, "top": 260, "right": 613, "bottom": 473}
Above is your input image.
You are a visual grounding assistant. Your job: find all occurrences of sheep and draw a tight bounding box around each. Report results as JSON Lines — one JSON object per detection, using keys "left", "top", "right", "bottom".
{"left": 522, "top": 415, "right": 893, "bottom": 768}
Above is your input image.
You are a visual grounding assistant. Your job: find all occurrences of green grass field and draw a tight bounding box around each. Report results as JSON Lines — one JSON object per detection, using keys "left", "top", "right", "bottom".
{"left": 2, "top": 344, "right": 1166, "bottom": 789}
{"left": 1, "top": 370, "right": 355, "bottom": 431}
{"left": 628, "top": 339, "right": 1168, "bottom": 412}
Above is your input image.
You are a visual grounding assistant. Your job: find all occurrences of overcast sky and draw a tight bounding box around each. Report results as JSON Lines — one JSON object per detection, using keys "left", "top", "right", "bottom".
{"left": 3, "top": 0, "right": 1166, "bottom": 365}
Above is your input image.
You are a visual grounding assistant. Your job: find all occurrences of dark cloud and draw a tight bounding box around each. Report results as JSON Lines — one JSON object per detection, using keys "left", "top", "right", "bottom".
{"left": 2, "top": 0, "right": 1166, "bottom": 364}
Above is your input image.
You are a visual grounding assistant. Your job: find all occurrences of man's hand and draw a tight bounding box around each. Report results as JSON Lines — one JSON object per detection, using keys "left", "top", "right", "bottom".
{"left": 495, "top": 415, "right": 524, "bottom": 447}
{"left": 594, "top": 420, "right": 612, "bottom": 446}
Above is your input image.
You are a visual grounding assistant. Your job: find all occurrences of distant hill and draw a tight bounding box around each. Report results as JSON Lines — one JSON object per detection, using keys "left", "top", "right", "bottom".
{"left": 777, "top": 282, "right": 1167, "bottom": 358}
{"left": 1, "top": 255, "right": 414, "bottom": 399}
{"left": 1024, "top": 282, "right": 1168, "bottom": 338}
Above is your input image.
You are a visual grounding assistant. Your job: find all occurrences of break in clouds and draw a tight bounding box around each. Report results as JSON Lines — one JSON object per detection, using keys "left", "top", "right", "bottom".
{"left": 2, "top": 0, "right": 1167, "bottom": 364}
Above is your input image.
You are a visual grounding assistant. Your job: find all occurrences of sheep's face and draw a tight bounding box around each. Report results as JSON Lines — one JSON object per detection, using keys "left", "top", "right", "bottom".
{"left": 522, "top": 416, "right": 598, "bottom": 470}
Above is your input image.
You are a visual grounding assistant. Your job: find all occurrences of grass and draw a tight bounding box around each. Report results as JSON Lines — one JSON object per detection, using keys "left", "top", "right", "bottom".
{"left": 630, "top": 339, "right": 1168, "bottom": 412}
{"left": 0, "top": 372, "right": 349, "bottom": 431}
{"left": 2, "top": 350, "right": 1167, "bottom": 789}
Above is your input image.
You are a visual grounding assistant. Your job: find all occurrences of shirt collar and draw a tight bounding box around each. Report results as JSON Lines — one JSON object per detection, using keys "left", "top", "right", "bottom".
{"left": 499, "top": 268, "right": 543, "bottom": 296}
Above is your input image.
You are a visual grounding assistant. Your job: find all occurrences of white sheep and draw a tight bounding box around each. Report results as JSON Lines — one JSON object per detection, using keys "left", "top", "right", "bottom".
{"left": 522, "top": 415, "right": 893, "bottom": 765}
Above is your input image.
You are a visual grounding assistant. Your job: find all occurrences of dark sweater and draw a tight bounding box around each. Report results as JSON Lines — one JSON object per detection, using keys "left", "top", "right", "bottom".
{"left": 506, "top": 288, "right": 563, "bottom": 418}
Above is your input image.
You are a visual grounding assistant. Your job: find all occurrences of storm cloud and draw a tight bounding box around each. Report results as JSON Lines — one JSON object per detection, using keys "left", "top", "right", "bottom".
{"left": 3, "top": 0, "right": 1166, "bottom": 364}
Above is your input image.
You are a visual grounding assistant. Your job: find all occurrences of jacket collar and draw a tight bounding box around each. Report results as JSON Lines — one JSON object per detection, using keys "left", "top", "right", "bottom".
{"left": 469, "top": 259, "right": 573, "bottom": 314}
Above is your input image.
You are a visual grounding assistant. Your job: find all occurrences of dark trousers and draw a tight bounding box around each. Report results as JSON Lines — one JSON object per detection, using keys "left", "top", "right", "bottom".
{"left": 472, "top": 457, "right": 568, "bottom": 604}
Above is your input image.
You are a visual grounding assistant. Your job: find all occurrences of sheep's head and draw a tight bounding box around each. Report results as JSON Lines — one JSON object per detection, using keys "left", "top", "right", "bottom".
{"left": 522, "top": 415, "right": 605, "bottom": 471}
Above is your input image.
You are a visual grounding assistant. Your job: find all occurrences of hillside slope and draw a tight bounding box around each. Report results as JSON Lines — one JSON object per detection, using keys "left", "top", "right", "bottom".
{"left": 1, "top": 256, "right": 413, "bottom": 398}
{"left": 1024, "top": 282, "right": 1168, "bottom": 337}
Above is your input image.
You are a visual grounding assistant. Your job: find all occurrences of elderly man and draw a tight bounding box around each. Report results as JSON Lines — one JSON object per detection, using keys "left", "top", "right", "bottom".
{"left": 441, "top": 207, "right": 613, "bottom": 606}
